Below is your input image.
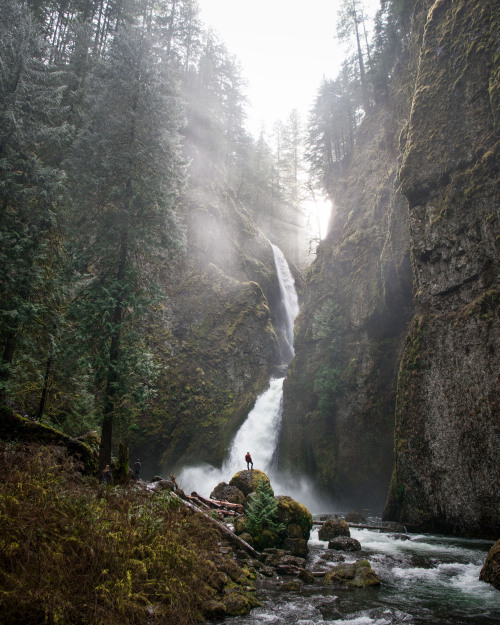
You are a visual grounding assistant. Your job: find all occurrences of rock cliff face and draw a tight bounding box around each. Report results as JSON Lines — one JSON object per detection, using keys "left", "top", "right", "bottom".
{"left": 280, "top": 0, "right": 499, "bottom": 528}
{"left": 384, "top": 0, "right": 500, "bottom": 537}
{"left": 278, "top": 103, "right": 414, "bottom": 509}
{"left": 127, "top": 188, "right": 292, "bottom": 476}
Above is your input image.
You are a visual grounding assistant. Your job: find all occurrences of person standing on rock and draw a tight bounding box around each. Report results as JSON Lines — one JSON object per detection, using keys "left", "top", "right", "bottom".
{"left": 245, "top": 452, "right": 253, "bottom": 470}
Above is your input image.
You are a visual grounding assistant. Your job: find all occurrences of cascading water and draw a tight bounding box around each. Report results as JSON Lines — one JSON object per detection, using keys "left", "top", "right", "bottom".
{"left": 177, "top": 242, "right": 324, "bottom": 507}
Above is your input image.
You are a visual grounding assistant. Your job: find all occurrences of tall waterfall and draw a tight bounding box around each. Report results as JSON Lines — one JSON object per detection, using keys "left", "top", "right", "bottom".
{"left": 177, "top": 245, "right": 329, "bottom": 512}
{"left": 271, "top": 243, "right": 299, "bottom": 360}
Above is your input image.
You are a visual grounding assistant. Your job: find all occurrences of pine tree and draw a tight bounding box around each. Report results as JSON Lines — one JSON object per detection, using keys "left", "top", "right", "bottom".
{"left": 66, "top": 22, "right": 186, "bottom": 469}
{"left": 245, "top": 481, "right": 285, "bottom": 542}
{"left": 0, "top": 0, "right": 68, "bottom": 405}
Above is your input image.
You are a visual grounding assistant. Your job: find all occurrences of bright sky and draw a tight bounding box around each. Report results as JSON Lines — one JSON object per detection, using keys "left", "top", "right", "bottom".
{"left": 197, "top": 0, "right": 380, "bottom": 136}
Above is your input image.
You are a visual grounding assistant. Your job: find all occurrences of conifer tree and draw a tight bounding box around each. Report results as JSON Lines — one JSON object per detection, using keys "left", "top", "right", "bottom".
{"left": 245, "top": 481, "right": 285, "bottom": 542}
{"left": 0, "top": 0, "right": 68, "bottom": 405}
{"left": 67, "top": 22, "right": 186, "bottom": 469}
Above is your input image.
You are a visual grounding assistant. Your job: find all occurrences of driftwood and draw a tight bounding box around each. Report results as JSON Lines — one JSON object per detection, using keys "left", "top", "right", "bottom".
{"left": 186, "top": 492, "right": 243, "bottom": 516}
{"left": 172, "top": 491, "right": 260, "bottom": 559}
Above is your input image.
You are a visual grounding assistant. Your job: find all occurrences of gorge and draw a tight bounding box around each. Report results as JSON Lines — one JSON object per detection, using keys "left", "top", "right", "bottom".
{"left": 0, "top": 0, "right": 499, "bottom": 621}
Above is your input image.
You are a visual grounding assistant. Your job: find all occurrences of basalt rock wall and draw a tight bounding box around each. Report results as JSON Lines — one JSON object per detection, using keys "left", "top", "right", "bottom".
{"left": 384, "top": 0, "right": 500, "bottom": 537}
{"left": 280, "top": 0, "right": 499, "bottom": 527}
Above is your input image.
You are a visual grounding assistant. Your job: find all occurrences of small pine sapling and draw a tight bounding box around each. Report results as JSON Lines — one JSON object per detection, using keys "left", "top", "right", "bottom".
{"left": 245, "top": 481, "right": 285, "bottom": 538}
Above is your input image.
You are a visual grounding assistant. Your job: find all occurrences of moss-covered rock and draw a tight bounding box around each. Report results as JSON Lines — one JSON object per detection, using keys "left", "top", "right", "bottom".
{"left": 0, "top": 407, "right": 98, "bottom": 475}
{"left": 210, "top": 482, "right": 246, "bottom": 505}
{"left": 323, "top": 560, "right": 381, "bottom": 589}
{"left": 229, "top": 469, "right": 272, "bottom": 497}
{"left": 318, "top": 518, "right": 350, "bottom": 541}
{"left": 275, "top": 495, "right": 313, "bottom": 540}
{"left": 479, "top": 539, "right": 500, "bottom": 591}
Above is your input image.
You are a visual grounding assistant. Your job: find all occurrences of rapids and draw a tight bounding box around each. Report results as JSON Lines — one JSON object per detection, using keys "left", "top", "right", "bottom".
{"left": 211, "top": 525, "right": 499, "bottom": 625}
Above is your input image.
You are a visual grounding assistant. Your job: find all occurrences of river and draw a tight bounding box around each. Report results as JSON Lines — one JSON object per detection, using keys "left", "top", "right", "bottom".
{"left": 211, "top": 523, "right": 499, "bottom": 625}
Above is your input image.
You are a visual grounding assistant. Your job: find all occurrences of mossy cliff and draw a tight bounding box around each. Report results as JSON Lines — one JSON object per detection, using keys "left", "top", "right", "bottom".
{"left": 278, "top": 104, "right": 415, "bottom": 507}
{"left": 280, "top": 0, "right": 499, "bottom": 524}
{"left": 125, "top": 188, "right": 291, "bottom": 476}
{"left": 384, "top": 0, "right": 500, "bottom": 536}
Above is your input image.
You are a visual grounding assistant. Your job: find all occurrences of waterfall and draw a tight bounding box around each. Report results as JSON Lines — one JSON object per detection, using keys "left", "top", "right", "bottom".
{"left": 271, "top": 243, "right": 299, "bottom": 360}
{"left": 177, "top": 244, "right": 329, "bottom": 511}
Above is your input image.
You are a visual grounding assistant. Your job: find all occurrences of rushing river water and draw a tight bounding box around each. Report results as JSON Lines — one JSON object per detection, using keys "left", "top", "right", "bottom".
{"left": 211, "top": 523, "right": 499, "bottom": 625}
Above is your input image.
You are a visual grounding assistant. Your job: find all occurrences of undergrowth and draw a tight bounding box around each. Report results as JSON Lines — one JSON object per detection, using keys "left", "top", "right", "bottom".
{"left": 0, "top": 443, "right": 223, "bottom": 625}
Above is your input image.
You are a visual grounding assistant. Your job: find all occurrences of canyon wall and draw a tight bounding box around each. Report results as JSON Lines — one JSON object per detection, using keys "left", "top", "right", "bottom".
{"left": 384, "top": 0, "right": 500, "bottom": 536}
{"left": 280, "top": 0, "right": 500, "bottom": 530}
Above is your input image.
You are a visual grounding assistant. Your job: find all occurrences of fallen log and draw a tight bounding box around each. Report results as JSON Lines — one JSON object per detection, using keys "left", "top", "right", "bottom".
{"left": 313, "top": 521, "right": 407, "bottom": 533}
{"left": 191, "top": 492, "right": 244, "bottom": 514}
{"left": 172, "top": 491, "right": 260, "bottom": 559}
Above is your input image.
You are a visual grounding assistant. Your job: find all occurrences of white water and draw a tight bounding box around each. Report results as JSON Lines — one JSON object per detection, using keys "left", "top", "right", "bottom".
{"left": 271, "top": 243, "right": 299, "bottom": 357}
{"left": 177, "top": 244, "right": 330, "bottom": 511}
{"left": 226, "top": 527, "right": 499, "bottom": 625}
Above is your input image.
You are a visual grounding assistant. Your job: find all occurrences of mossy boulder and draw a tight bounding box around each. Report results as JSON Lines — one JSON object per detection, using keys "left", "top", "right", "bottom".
{"left": 229, "top": 469, "right": 272, "bottom": 497}
{"left": 211, "top": 482, "right": 246, "bottom": 505}
{"left": 323, "top": 560, "right": 381, "bottom": 589}
{"left": 275, "top": 495, "right": 313, "bottom": 540}
{"left": 479, "top": 539, "right": 500, "bottom": 590}
{"left": 318, "top": 518, "right": 350, "bottom": 541}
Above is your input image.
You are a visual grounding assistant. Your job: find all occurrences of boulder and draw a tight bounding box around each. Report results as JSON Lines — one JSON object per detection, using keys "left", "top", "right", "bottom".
{"left": 344, "top": 510, "right": 366, "bottom": 524}
{"left": 275, "top": 495, "right": 313, "bottom": 539}
{"left": 323, "top": 560, "right": 381, "bottom": 589}
{"left": 210, "top": 481, "right": 246, "bottom": 505}
{"left": 328, "top": 537, "right": 361, "bottom": 552}
{"left": 479, "top": 539, "right": 500, "bottom": 590}
{"left": 229, "top": 470, "right": 272, "bottom": 497}
{"left": 318, "top": 518, "right": 350, "bottom": 541}
{"left": 283, "top": 538, "right": 308, "bottom": 558}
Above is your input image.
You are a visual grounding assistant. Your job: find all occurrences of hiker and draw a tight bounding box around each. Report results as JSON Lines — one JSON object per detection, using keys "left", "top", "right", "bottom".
{"left": 245, "top": 451, "right": 253, "bottom": 470}
{"left": 134, "top": 458, "right": 141, "bottom": 480}
{"left": 101, "top": 464, "right": 112, "bottom": 485}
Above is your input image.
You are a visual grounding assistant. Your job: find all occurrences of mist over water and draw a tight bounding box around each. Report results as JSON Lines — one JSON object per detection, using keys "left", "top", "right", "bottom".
{"left": 177, "top": 243, "right": 333, "bottom": 513}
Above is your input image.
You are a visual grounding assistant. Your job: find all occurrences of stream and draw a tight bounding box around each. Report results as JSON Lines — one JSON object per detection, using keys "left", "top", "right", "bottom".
{"left": 212, "top": 524, "right": 499, "bottom": 625}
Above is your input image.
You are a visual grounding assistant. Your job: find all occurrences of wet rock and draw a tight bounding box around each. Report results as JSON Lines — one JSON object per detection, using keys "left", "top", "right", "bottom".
{"left": 202, "top": 600, "right": 227, "bottom": 619}
{"left": 391, "top": 533, "right": 411, "bottom": 541}
{"left": 323, "top": 560, "right": 381, "bottom": 589}
{"left": 479, "top": 539, "right": 500, "bottom": 590}
{"left": 283, "top": 537, "right": 309, "bottom": 558}
{"left": 318, "top": 518, "right": 350, "bottom": 541}
{"left": 229, "top": 469, "right": 272, "bottom": 497}
{"left": 328, "top": 536, "right": 362, "bottom": 551}
{"left": 344, "top": 510, "right": 367, "bottom": 523}
{"left": 223, "top": 589, "right": 260, "bottom": 616}
{"left": 320, "top": 552, "right": 346, "bottom": 563}
{"left": 210, "top": 481, "right": 246, "bottom": 505}
{"left": 298, "top": 569, "right": 316, "bottom": 584}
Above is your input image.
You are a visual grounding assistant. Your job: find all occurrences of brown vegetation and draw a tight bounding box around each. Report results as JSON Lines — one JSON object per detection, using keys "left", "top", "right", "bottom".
{"left": 0, "top": 444, "right": 257, "bottom": 624}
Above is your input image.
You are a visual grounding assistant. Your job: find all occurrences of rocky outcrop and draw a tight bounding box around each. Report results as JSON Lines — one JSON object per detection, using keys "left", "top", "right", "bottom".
{"left": 229, "top": 469, "right": 272, "bottom": 497}
{"left": 384, "top": 0, "right": 500, "bottom": 537}
{"left": 229, "top": 471, "right": 313, "bottom": 557}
